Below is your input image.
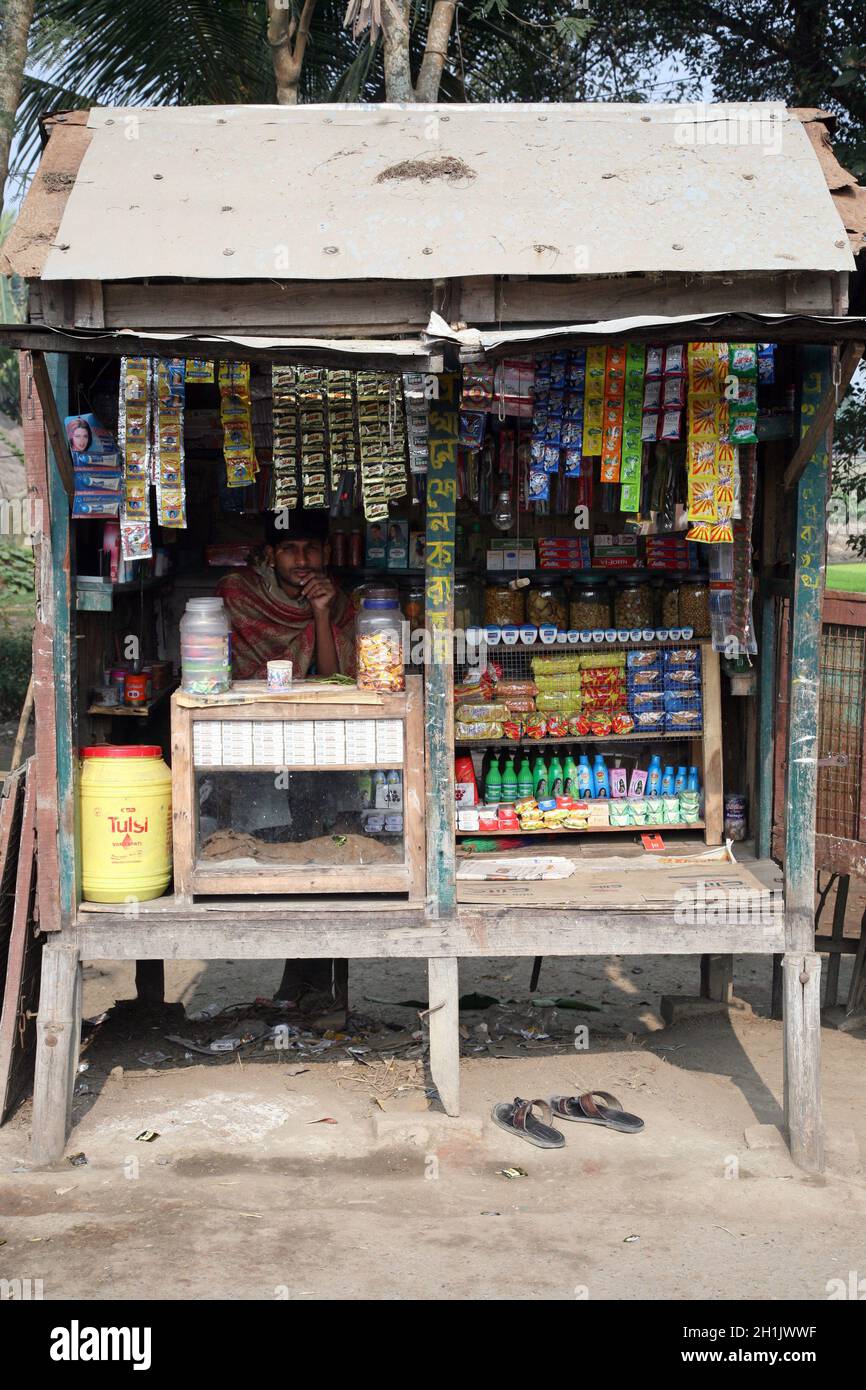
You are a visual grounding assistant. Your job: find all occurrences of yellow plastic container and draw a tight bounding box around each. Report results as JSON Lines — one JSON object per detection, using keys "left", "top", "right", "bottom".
{"left": 80, "top": 745, "right": 172, "bottom": 902}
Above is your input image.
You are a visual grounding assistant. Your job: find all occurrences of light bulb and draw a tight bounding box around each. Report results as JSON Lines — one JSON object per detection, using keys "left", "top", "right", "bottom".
{"left": 491, "top": 471, "right": 513, "bottom": 531}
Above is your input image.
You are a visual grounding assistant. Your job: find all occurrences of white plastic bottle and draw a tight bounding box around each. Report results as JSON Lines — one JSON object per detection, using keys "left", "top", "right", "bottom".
{"left": 180, "top": 596, "right": 232, "bottom": 694}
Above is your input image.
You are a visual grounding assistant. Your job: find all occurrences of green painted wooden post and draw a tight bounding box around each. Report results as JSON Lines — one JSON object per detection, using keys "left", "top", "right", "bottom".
{"left": 756, "top": 591, "right": 776, "bottom": 860}
{"left": 424, "top": 373, "right": 458, "bottom": 917}
{"left": 782, "top": 344, "right": 830, "bottom": 1173}
{"left": 46, "top": 353, "right": 81, "bottom": 925}
{"left": 783, "top": 346, "right": 830, "bottom": 953}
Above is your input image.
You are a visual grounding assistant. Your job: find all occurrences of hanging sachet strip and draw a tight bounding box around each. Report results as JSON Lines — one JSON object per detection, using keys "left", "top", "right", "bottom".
{"left": 219, "top": 361, "right": 257, "bottom": 488}
{"left": 619, "top": 343, "right": 645, "bottom": 512}
{"left": 117, "top": 354, "right": 152, "bottom": 561}
{"left": 271, "top": 365, "right": 300, "bottom": 510}
{"left": 581, "top": 345, "right": 606, "bottom": 457}
{"left": 599, "top": 344, "right": 627, "bottom": 484}
{"left": 154, "top": 357, "right": 186, "bottom": 528}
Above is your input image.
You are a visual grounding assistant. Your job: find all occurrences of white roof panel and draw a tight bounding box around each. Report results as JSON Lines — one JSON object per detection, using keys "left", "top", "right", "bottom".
{"left": 41, "top": 102, "right": 854, "bottom": 282}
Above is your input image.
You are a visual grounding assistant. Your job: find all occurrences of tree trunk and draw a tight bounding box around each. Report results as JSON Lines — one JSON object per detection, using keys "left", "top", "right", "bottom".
{"left": 415, "top": 1, "right": 456, "bottom": 103}
{"left": 267, "top": 0, "right": 318, "bottom": 106}
{"left": 0, "top": 0, "right": 35, "bottom": 210}
{"left": 382, "top": 0, "right": 415, "bottom": 103}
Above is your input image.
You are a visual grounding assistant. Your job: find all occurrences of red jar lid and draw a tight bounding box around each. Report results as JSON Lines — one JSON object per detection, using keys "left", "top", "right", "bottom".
{"left": 80, "top": 745, "right": 163, "bottom": 758}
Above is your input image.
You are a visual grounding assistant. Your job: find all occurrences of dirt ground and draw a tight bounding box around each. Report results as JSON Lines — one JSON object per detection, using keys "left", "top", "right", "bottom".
{"left": 1, "top": 948, "right": 865, "bottom": 1301}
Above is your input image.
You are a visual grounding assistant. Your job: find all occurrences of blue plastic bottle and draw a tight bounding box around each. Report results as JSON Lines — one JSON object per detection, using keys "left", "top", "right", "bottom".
{"left": 593, "top": 754, "right": 610, "bottom": 799}
{"left": 687, "top": 765, "right": 700, "bottom": 793}
{"left": 661, "top": 765, "right": 675, "bottom": 796}
{"left": 647, "top": 755, "right": 662, "bottom": 797}
{"left": 674, "top": 765, "right": 687, "bottom": 794}
{"left": 576, "top": 755, "right": 594, "bottom": 799}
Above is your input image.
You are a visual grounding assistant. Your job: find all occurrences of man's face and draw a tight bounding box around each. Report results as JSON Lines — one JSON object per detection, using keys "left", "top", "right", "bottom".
{"left": 266, "top": 537, "right": 329, "bottom": 594}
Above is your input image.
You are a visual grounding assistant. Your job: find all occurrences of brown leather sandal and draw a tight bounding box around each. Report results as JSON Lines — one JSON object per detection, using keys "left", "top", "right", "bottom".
{"left": 549, "top": 1091, "right": 644, "bottom": 1134}
{"left": 492, "top": 1097, "right": 565, "bottom": 1148}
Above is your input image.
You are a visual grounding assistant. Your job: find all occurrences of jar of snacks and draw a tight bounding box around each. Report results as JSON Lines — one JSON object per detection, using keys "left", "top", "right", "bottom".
{"left": 526, "top": 580, "right": 567, "bottom": 630}
{"left": 454, "top": 580, "right": 475, "bottom": 633}
{"left": 356, "top": 597, "right": 405, "bottom": 692}
{"left": 614, "top": 577, "right": 654, "bottom": 629}
{"left": 569, "top": 579, "right": 611, "bottom": 630}
{"left": 659, "top": 579, "right": 680, "bottom": 629}
{"left": 679, "top": 580, "right": 711, "bottom": 636}
{"left": 484, "top": 579, "right": 525, "bottom": 626}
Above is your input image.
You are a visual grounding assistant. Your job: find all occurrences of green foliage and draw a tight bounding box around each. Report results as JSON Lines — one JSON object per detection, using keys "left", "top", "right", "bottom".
{"left": 0, "top": 628, "right": 32, "bottom": 719}
{"left": 0, "top": 544, "right": 35, "bottom": 599}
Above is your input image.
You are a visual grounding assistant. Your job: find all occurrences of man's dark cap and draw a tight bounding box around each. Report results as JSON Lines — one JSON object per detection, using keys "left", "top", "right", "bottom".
{"left": 265, "top": 508, "right": 330, "bottom": 548}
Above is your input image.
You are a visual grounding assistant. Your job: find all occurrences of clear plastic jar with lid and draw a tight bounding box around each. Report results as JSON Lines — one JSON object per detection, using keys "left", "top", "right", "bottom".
{"left": 569, "top": 579, "right": 611, "bottom": 630}
{"left": 484, "top": 580, "right": 525, "bottom": 626}
{"left": 526, "top": 580, "right": 567, "bottom": 629}
{"left": 356, "top": 597, "right": 405, "bottom": 692}
{"left": 679, "top": 580, "right": 711, "bottom": 636}
{"left": 180, "top": 596, "right": 231, "bottom": 694}
{"left": 614, "top": 577, "right": 654, "bottom": 629}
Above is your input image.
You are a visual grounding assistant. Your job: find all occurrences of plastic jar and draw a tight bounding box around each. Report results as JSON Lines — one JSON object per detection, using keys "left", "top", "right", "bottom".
{"left": 356, "top": 597, "right": 405, "bottom": 692}
{"left": 484, "top": 579, "right": 525, "bottom": 626}
{"left": 526, "top": 580, "right": 567, "bottom": 629}
{"left": 614, "top": 577, "right": 654, "bottom": 629}
{"left": 679, "top": 581, "right": 711, "bottom": 636}
{"left": 659, "top": 579, "right": 680, "bottom": 629}
{"left": 569, "top": 579, "right": 611, "bottom": 630}
{"left": 454, "top": 580, "right": 474, "bottom": 633}
{"left": 80, "top": 745, "right": 172, "bottom": 902}
{"left": 180, "top": 597, "right": 231, "bottom": 694}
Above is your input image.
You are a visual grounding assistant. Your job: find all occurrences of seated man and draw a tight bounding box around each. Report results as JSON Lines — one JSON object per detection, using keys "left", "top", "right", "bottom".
{"left": 218, "top": 510, "right": 355, "bottom": 1010}
{"left": 218, "top": 508, "right": 356, "bottom": 680}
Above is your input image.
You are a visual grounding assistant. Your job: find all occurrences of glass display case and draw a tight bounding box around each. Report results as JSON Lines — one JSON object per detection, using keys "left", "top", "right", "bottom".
{"left": 171, "top": 676, "right": 424, "bottom": 898}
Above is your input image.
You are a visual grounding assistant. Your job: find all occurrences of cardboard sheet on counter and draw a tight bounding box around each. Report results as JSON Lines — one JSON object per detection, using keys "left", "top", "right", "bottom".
{"left": 174, "top": 680, "right": 384, "bottom": 708}
{"left": 456, "top": 856, "right": 778, "bottom": 909}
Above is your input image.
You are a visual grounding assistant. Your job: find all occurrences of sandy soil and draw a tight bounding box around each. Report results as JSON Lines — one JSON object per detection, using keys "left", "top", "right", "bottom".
{"left": 1, "top": 949, "right": 864, "bottom": 1301}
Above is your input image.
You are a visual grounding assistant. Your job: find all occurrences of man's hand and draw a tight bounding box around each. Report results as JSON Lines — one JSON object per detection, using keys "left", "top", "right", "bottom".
{"left": 301, "top": 573, "right": 338, "bottom": 617}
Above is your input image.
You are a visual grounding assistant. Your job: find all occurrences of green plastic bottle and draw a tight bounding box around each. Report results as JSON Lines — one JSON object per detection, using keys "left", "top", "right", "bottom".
{"left": 500, "top": 754, "right": 518, "bottom": 803}
{"left": 548, "top": 752, "right": 564, "bottom": 798}
{"left": 532, "top": 754, "right": 548, "bottom": 801}
{"left": 517, "top": 754, "right": 534, "bottom": 800}
{"left": 484, "top": 751, "right": 502, "bottom": 805}
{"left": 563, "top": 751, "right": 578, "bottom": 799}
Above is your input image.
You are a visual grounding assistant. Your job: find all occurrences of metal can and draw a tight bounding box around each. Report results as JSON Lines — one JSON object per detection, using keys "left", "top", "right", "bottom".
{"left": 331, "top": 531, "right": 348, "bottom": 568}
{"left": 349, "top": 529, "right": 364, "bottom": 568}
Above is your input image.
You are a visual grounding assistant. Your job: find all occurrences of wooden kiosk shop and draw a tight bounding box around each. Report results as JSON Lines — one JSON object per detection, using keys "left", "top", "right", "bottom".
{"left": 2, "top": 102, "right": 866, "bottom": 1172}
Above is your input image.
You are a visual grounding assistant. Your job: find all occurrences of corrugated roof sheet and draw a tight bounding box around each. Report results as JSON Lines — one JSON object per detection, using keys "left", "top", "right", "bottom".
{"left": 32, "top": 102, "right": 854, "bottom": 283}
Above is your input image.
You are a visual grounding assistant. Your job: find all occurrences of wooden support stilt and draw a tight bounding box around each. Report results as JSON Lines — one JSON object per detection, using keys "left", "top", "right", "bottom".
{"left": 427, "top": 958, "right": 460, "bottom": 1116}
{"left": 31, "top": 943, "right": 81, "bottom": 1167}
{"left": 700, "top": 953, "right": 734, "bottom": 1003}
{"left": 782, "top": 952, "right": 823, "bottom": 1172}
{"left": 823, "top": 875, "right": 849, "bottom": 1008}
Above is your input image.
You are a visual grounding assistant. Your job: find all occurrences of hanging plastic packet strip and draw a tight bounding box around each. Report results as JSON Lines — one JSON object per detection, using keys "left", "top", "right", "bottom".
{"left": 271, "top": 365, "right": 300, "bottom": 510}
{"left": 218, "top": 361, "right": 257, "bottom": 488}
{"left": 403, "top": 371, "right": 430, "bottom": 474}
{"left": 581, "top": 345, "right": 606, "bottom": 456}
{"left": 153, "top": 357, "right": 187, "bottom": 528}
{"left": 562, "top": 348, "right": 586, "bottom": 478}
{"left": 185, "top": 358, "right": 214, "bottom": 384}
{"left": 598, "top": 344, "right": 626, "bottom": 483}
{"left": 117, "top": 355, "right": 153, "bottom": 561}
{"left": 619, "top": 342, "right": 645, "bottom": 511}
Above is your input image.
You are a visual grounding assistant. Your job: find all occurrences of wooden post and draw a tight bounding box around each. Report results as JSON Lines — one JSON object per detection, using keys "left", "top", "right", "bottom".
{"left": 424, "top": 374, "right": 459, "bottom": 1113}
{"left": 782, "top": 345, "right": 831, "bottom": 1171}
{"left": 700, "top": 954, "right": 733, "bottom": 1004}
{"left": 427, "top": 958, "right": 460, "bottom": 1115}
{"left": 823, "top": 874, "right": 848, "bottom": 1008}
{"left": 782, "top": 952, "right": 823, "bottom": 1172}
{"left": 31, "top": 942, "right": 81, "bottom": 1167}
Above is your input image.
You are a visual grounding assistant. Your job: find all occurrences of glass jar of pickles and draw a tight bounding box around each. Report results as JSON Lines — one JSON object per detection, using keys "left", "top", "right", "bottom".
{"left": 614, "top": 576, "right": 654, "bottom": 629}
{"left": 679, "top": 580, "right": 711, "bottom": 636}
{"left": 569, "top": 579, "right": 611, "bottom": 630}
{"left": 484, "top": 579, "right": 525, "bottom": 626}
{"left": 526, "top": 580, "right": 567, "bottom": 629}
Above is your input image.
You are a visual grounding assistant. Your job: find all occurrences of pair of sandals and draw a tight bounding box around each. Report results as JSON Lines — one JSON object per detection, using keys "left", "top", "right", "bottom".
{"left": 492, "top": 1092, "right": 643, "bottom": 1148}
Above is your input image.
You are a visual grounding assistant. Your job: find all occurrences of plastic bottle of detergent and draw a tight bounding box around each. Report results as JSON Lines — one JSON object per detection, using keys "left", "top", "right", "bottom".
{"left": 592, "top": 754, "right": 610, "bottom": 798}
{"left": 661, "top": 765, "right": 675, "bottom": 796}
{"left": 563, "top": 752, "right": 578, "bottom": 798}
{"left": 517, "top": 754, "right": 534, "bottom": 800}
{"left": 647, "top": 755, "right": 662, "bottom": 797}
{"left": 687, "top": 766, "right": 700, "bottom": 793}
{"left": 532, "top": 754, "right": 549, "bottom": 800}
{"left": 484, "top": 753, "right": 502, "bottom": 805}
{"left": 500, "top": 754, "right": 518, "bottom": 803}
{"left": 576, "top": 755, "right": 594, "bottom": 799}
{"left": 674, "top": 766, "right": 687, "bottom": 794}
{"left": 548, "top": 753, "right": 564, "bottom": 798}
